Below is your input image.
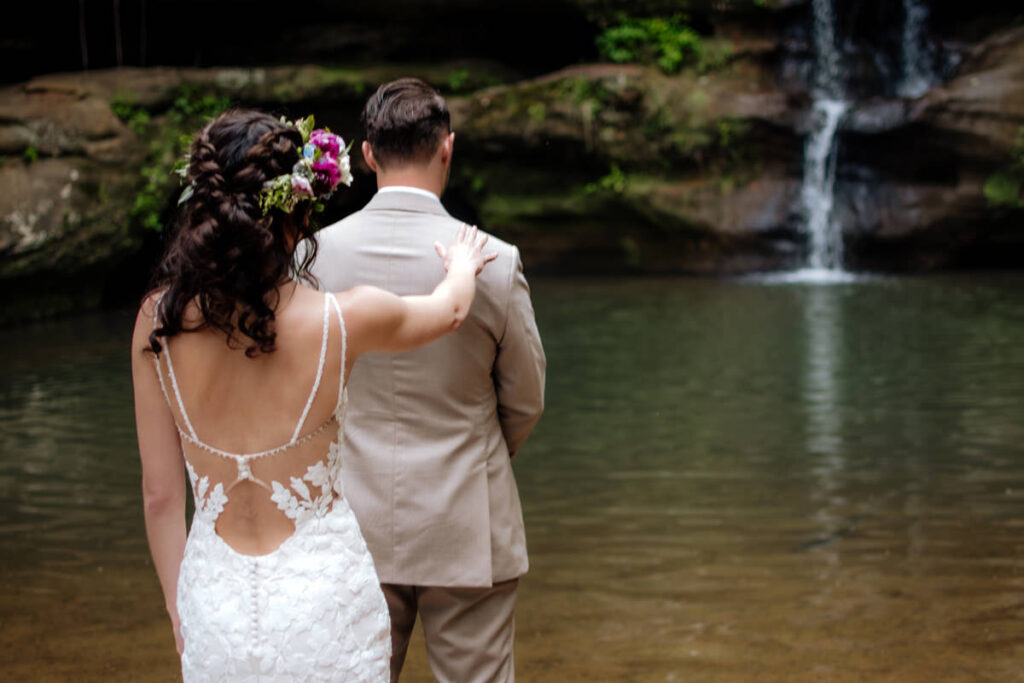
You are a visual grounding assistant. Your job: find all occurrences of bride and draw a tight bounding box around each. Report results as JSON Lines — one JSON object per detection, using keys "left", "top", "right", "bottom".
{"left": 131, "top": 109, "right": 495, "bottom": 680}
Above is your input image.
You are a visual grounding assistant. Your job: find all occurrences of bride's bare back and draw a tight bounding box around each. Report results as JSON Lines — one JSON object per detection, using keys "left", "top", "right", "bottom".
{"left": 153, "top": 285, "right": 346, "bottom": 555}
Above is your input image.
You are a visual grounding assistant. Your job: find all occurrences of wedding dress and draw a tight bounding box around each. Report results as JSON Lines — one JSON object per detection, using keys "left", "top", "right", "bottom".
{"left": 153, "top": 293, "right": 390, "bottom": 682}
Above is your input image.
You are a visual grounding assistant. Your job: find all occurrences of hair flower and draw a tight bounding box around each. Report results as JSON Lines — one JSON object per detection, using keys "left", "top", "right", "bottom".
{"left": 310, "top": 129, "right": 342, "bottom": 158}
{"left": 292, "top": 175, "right": 314, "bottom": 197}
{"left": 177, "top": 114, "right": 352, "bottom": 216}
{"left": 255, "top": 115, "right": 353, "bottom": 215}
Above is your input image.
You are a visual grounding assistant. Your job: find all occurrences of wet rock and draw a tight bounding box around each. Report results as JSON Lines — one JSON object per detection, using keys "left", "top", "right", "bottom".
{"left": 835, "top": 26, "right": 1024, "bottom": 268}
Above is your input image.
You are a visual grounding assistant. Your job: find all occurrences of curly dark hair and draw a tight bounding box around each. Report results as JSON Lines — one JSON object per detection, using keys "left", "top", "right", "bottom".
{"left": 147, "top": 109, "right": 320, "bottom": 357}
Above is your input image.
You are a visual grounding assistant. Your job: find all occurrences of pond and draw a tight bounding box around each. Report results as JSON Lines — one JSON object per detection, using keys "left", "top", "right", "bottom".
{"left": 2, "top": 274, "right": 1023, "bottom": 681}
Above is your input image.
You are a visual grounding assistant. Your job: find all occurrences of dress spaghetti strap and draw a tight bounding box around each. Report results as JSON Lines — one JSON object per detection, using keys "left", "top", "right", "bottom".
{"left": 152, "top": 292, "right": 337, "bottom": 459}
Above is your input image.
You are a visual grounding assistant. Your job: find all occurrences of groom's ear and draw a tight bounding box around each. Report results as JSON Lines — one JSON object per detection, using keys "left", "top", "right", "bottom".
{"left": 362, "top": 141, "right": 379, "bottom": 174}
{"left": 440, "top": 131, "right": 455, "bottom": 165}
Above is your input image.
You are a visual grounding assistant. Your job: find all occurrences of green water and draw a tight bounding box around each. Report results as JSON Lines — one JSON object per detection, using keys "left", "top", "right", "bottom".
{"left": 2, "top": 275, "right": 1023, "bottom": 681}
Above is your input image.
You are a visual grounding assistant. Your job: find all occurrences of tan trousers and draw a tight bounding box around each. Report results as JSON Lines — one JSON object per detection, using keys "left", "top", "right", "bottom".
{"left": 382, "top": 579, "right": 518, "bottom": 683}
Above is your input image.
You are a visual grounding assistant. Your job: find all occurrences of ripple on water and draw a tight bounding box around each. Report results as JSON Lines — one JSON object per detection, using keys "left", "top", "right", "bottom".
{"left": 4, "top": 277, "right": 1024, "bottom": 680}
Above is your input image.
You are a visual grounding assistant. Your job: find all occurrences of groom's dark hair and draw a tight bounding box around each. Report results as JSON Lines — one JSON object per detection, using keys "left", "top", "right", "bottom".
{"left": 361, "top": 78, "right": 450, "bottom": 169}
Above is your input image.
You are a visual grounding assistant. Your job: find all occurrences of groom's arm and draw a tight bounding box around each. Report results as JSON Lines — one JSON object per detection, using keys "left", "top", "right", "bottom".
{"left": 493, "top": 248, "right": 546, "bottom": 457}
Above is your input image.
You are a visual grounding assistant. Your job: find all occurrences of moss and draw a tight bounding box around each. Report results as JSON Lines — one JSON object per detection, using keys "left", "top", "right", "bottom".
{"left": 110, "top": 91, "right": 151, "bottom": 134}
{"left": 561, "top": 78, "right": 611, "bottom": 106}
{"left": 984, "top": 171, "right": 1023, "bottom": 207}
{"left": 585, "top": 163, "right": 628, "bottom": 195}
{"left": 22, "top": 142, "right": 39, "bottom": 164}
{"left": 128, "top": 84, "right": 232, "bottom": 233}
{"left": 984, "top": 127, "right": 1024, "bottom": 209}
{"left": 445, "top": 69, "right": 471, "bottom": 93}
{"left": 527, "top": 102, "right": 547, "bottom": 123}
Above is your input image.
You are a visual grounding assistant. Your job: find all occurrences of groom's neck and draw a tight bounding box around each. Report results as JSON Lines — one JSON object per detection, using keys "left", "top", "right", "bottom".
{"left": 375, "top": 165, "right": 446, "bottom": 199}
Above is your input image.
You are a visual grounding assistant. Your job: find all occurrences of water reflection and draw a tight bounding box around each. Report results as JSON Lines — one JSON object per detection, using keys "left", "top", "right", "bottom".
{"left": 2, "top": 276, "right": 1024, "bottom": 680}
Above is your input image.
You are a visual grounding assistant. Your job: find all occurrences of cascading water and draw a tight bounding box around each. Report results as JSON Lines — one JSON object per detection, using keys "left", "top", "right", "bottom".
{"left": 897, "top": 0, "right": 937, "bottom": 98}
{"left": 797, "top": 0, "right": 849, "bottom": 278}
{"left": 801, "top": 100, "right": 848, "bottom": 271}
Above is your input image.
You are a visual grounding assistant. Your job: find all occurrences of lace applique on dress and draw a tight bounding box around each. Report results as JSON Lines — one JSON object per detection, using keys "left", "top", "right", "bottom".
{"left": 153, "top": 293, "right": 390, "bottom": 682}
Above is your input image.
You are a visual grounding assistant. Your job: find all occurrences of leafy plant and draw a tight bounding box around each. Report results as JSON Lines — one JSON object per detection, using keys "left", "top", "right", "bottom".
{"left": 527, "top": 103, "right": 547, "bottom": 123}
{"left": 22, "top": 142, "right": 39, "bottom": 164}
{"left": 445, "top": 69, "right": 470, "bottom": 92}
{"left": 111, "top": 92, "right": 151, "bottom": 134}
{"left": 984, "top": 127, "right": 1024, "bottom": 208}
{"left": 597, "top": 15, "right": 704, "bottom": 74}
{"left": 585, "top": 163, "right": 628, "bottom": 195}
{"left": 131, "top": 85, "right": 231, "bottom": 232}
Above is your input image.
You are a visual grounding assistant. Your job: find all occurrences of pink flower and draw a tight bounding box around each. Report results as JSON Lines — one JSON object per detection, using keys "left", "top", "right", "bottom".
{"left": 310, "top": 130, "right": 342, "bottom": 158}
{"left": 292, "top": 175, "right": 314, "bottom": 197}
{"left": 312, "top": 157, "right": 341, "bottom": 193}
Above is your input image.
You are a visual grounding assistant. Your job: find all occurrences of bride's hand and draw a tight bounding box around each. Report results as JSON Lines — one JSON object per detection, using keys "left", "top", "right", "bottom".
{"left": 434, "top": 224, "right": 498, "bottom": 276}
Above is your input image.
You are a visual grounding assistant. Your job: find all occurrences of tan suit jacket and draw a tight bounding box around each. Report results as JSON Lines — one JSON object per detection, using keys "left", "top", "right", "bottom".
{"left": 312, "top": 190, "right": 545, "bottom": 587}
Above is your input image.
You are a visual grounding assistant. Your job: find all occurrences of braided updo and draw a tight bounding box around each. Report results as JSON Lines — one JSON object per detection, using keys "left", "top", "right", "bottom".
{"left": 148, "top": 109, "right": 320, "bottom": 357}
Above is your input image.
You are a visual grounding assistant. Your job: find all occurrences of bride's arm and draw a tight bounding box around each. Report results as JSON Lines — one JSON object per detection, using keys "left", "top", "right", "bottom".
{"left": 131, "top": 294, "right": 187, "bottom": 655}
{"left": 343, "top": 224, "right": 497, "bottom": 356}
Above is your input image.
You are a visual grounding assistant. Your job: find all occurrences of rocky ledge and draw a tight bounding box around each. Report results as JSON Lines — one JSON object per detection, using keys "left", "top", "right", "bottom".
{"left": 1, "top": 24, "right": 1022, "bottom": 324}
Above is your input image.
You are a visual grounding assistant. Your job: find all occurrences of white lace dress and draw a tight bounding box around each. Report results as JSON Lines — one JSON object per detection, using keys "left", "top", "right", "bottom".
{"left": 154, "top": 294, "right": 390, "bottom": 682}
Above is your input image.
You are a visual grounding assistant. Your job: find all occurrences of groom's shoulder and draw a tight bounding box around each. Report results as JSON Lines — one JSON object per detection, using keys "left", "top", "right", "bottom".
{"left": 319, "top": 206, "right": 519, "bottom": 259}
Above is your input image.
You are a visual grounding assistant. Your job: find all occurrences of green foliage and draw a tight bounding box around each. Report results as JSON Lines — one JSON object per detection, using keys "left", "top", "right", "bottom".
{"left": 585, "top": 163, "right": 628, "bottom": 195}
{"left": 131, "top": 84, "right": 232, "bottom": 232}
{"left": 170, "top": 84, "right": 231, "bottom": 120}
{"left": 717, "top": 117, "right": 750, "bottom": 150}
{"left": 111, "top": 92, "right": 151, "bottom": 134}
{"left": 445, "top": 69, "right": 470, "bottom": 92}
{"left": 984, "top": 172, "right": 1022, "bottom": 207}
{"left": 984, "top": 127, "right": 1024, "bottom": 209}
{"left": 527, "top": 103, "right": 547, "bottom": 123}
{"left": 22, "top": 142, "right": 39, "bottom": 164}
{"left": 597, "top": 15, "right": 714, "bottom": 74}
{"left": 562, "top": 78, "right": 609, "bottom": 105}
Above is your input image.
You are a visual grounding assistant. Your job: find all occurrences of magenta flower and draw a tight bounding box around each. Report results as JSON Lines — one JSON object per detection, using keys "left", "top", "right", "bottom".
{"left": 312, "top": 157, "right": 342, "bottom": 193}
{"left": 310, "top": 130, "right": 342, "bottom": 158}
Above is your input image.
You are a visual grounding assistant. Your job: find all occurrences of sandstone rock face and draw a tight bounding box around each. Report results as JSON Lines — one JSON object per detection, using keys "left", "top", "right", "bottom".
{"left": 0, "top": 80, "right": 141, "bottom": 323}
{"left": 449, "top": 62, "right": 808, "bottom": 273}
{"left": 1, "top": 7, "right": 1022, "bottom": 323}
{"left": 0, "top": 62, "right": 512, "bottom": 323}
{"left": 834, "top": 26, "right": 1024, "bottom": 269}
{"left": 447, "top": 23, "right": 1024, "bottom": 274}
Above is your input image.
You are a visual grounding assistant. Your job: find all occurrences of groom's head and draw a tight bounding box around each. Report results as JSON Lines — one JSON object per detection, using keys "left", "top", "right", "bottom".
{"left": 361, "top": 78, "right": 454, "bottom": 189}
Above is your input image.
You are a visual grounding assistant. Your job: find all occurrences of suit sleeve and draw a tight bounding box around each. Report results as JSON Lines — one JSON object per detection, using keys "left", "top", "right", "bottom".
{"left": 493, "top": 247, "right": 546, "bottom": 457}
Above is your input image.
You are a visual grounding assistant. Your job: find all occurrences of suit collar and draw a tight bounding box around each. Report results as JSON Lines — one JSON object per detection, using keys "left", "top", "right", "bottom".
{"left": 363, "top": 189, "right": 450, "bottom": 217}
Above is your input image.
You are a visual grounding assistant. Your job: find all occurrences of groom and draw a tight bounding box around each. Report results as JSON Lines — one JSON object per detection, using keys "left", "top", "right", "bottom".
{"left": 312, "top": 78, "right": 546, "bottom": 681}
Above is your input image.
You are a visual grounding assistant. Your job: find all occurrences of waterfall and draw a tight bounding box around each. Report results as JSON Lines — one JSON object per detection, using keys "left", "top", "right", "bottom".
{"left": 897, "top": 0, "right": 936, "bottom": 98}
{"left": 810, "top": 0, "right": 843, "bottom": 99}
{"left": 802, "top": 100, "right": 848, "bottom": 271}
{"left": 798, "top": 0, "right": 849, "bottom": 277}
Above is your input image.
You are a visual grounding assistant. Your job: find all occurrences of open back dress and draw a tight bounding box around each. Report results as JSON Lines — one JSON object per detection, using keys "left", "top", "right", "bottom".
{"left": 152, "top": 293, "right": 390, "bottom": 682}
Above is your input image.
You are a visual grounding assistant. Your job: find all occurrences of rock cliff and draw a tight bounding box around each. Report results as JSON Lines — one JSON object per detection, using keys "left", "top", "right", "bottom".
{"left": 1, "top": 2, "right": 1022, "bottom": 322}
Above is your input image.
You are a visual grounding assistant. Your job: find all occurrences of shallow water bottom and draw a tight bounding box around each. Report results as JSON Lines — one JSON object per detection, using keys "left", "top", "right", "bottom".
{"left": 3, "top": 554, "right": 1021, "bottom": 682}
{"left": 2, "top": 275, "right": 1024, "bottom": 680}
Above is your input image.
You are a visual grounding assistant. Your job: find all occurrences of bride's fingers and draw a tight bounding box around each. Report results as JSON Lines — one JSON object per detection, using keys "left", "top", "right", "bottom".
{"left": 456, "top": 223, "right": 467, "bottom": 244}
{"left": 434, "top": 241, "right": 446, "bottom": 260}
{"left": 483, "top": 251, "right": 499, "bottom": 264}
